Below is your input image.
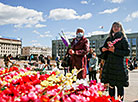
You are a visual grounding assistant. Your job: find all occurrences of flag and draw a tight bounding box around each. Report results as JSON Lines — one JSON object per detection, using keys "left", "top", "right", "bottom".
{"left": 99, "top": 26, "right": 104, "bottom": 29}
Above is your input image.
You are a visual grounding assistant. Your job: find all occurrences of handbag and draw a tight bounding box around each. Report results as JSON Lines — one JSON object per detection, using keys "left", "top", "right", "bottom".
{"left": 61, "top": 55, "right": 70, "bottom": 67}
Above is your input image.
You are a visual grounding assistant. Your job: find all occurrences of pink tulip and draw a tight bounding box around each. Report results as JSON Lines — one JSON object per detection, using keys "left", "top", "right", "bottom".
{"left": 35, "top": 85, "right": 41, "bottom": 92}
{"left": 21, "top": 95, "right": 29, "bottom": 102}
{"left": 28, "top": 92, "right": 37, "bottom": 100}
{"left": 34, "top": 99, "right": 41, "bottom": 102}
{"left": 82, "top": 90, "right": 91, "bottom": 96}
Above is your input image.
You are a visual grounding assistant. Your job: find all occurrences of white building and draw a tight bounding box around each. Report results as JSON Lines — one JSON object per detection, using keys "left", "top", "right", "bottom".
{"left": 22, "top": 46, "right": 52, "bottom": 57}
{"left": 0, "top": 37, "right": 22, "bottom": 57}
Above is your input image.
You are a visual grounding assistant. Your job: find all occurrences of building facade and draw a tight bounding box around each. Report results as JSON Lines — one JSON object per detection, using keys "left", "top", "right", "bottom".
{"left": 52, "top": 32, "right": 138, "bottom": 59}
{"left": 0, "top": 37, "right": 22, "bottom": 57}
{"left": 22, "top": 46, "right": 52, "bottom": 57}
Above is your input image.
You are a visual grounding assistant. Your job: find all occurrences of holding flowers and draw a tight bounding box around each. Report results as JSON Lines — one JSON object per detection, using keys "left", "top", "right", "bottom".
{"left": 68, "top": 27, "right": 89, "bottom": 79}
{"left": 99, "top": 22, "right": 130, "bottom": 101}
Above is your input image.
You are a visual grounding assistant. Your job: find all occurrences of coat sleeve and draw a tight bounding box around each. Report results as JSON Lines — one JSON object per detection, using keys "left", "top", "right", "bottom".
{"left": 114, "top": 37, "right": 130, "bottom": 57}
{"left": 75, "top": 38, "right": 89, "bottom": 56}
{"left": 99, "top": 37, "right": 110, "bottom": 52}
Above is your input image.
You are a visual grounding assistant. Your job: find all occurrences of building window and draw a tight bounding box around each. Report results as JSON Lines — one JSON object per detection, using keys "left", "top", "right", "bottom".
{"left": 132, "top": 38, "right": 136, "bottom": 46}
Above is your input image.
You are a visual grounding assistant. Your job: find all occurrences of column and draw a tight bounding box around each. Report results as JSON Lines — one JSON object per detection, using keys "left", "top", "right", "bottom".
{"left": 130, "top": 38, "right": 132, "bottom": 58}
{"left": 136, "top": 37, "right": 138, "bottom": 58}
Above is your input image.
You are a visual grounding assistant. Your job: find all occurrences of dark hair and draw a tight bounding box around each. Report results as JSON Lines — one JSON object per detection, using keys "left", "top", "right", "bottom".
{"left": 8, "top": 54, "right": 11, "bottom": 57}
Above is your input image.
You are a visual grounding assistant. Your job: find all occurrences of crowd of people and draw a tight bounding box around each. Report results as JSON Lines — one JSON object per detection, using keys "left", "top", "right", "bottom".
{"left": 2, "top": 54, "right": 53, "bottom": 71}
{"left": 2, "top": 21, "right": 138, "bottom": 101}
{"left": 61, "top": 22, "right": 137, "bottom": 101}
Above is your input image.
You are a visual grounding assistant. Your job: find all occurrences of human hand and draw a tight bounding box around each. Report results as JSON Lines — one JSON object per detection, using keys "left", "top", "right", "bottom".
{"left": 108, "top": 46, "right": 115, "bottom": 52}
{"left": 69, "top": 49, "right": 75, "bottom": 55}
{"left": 102, "top": 47, "right": 108, "bottom": 52}
{"left": 107, "top": 41, "right": 113, "bottom": 47}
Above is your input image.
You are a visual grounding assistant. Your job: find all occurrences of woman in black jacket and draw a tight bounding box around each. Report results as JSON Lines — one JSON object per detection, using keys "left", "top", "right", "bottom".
{"left": 100, "top": 22, "right": 130, "bottom": 101}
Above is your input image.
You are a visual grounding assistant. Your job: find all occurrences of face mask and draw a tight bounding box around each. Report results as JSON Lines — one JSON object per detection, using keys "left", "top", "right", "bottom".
{"left": 76, "top": 32, "right": 83, "bottom": 38}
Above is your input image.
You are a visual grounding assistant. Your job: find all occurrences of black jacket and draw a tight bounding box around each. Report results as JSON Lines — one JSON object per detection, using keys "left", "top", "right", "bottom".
{"left": 100, "top": 32, "right": 130, "bottom": 87}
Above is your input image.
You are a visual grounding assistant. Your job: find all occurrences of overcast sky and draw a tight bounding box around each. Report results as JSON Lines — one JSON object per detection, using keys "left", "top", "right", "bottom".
{"left": 0, "top": 0, "right": 138, "bottom": 47}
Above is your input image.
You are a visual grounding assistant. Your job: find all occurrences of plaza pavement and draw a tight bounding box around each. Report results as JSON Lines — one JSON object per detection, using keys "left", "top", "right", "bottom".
{"left": 0, "top": 59, "right": 138, "bottom": 102}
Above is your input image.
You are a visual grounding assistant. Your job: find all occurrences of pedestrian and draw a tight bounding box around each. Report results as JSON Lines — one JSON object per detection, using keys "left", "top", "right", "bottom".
{"left": 29, "top": 54, "right": 34, "bottom": 62}
{"left": 4, "top": 54, "right": 13, "bottom": 68}
{"left": 61, "top": 54, "right": 70, "bottom": 76}
{"left": 38, "top": 58, "right": 46, "bottom": 71}
{"left": 46, "top": 56, "right": 51, "bottom": 70}
{"left": 125, "top": 57, "right": 129, "bottom": 69}
{"left": 128, "top": 57, "right": 134, "bottom": 70}
{"left": 55, "top": 56, "right": 60, "bottom": 69}
{"left": 87, "top": 48, "right": 94, "bottom": 74}
{"left": 36, "top": 55, "right": 39, "bottom": 62}
{"left": 88, "top": 52, "right": 98, "bottom": 82}
{"left": 68, "top": 27, "right": 89, "bottom": 79}
{"left": 99, "top": 59, "right": 105, "bottom": 81}
{"left": 100, "top": 22, "right": 130, "bottom": 101}
{"left": 133, "top": 57, "right": 137, "bottom": 69}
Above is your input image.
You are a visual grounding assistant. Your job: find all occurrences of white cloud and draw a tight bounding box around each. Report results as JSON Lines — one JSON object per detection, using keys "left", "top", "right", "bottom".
{"left": 32, "top": 43, "right": 42, "bottom": 47}
{"left": 40, "top": 34, "right": 52, "bottom": 38}
{"left": 35, "top": 24, "right": 47, "bottom": 28}
{"left": 99, "top": 7, "right": 119, "bottom": 14}
{"left": 63, "top": 31, "right": 76, "bottom": 38}
{"left": 33, "top": 30, "right": 40, "bottom": 34}
{"left": 87, "top": 31, "right": 109, "bottom": 36}
{"left": 39, "top": 31, "right": 52, "bottom": 38}
{"left": 0, "top": 3, "right": 45, "bottom": 27}
{"left": 124, "top": 11, "right": 138, "bottom": 22}
{"left": 105, "top": 0, "right": 124, "bottom": 3}
{"left": 49, "top": 8, "right": 92, "bottom": 20}
{"left": 31, "top": 40, "right": 38, "bottom": 43}
{"left": 81, "top": 1, "right": 88, "bottom": 4}
{"left": 44, "top": 31, "right": 50, "bottom": 34}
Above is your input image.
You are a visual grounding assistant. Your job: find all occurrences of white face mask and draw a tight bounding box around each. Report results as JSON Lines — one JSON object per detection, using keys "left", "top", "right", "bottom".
{"left": 76, "top": 32, "right": 83, "bottom": 38}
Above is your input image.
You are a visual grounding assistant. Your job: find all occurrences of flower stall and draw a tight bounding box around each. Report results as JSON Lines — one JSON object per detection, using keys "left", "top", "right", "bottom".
{"left": 0, "top": 66, "right": 121, "bottom": 102}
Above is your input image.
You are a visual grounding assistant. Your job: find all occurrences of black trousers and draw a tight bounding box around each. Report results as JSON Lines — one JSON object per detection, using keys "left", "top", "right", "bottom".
{"left": 89, "top": 70, "right": 97, "bottom": 82}
{"left": 64, "top": 67, "right": 68, "bottom": 76}
{"left": 109, "top": 85, "right": 124, "bottom": 101}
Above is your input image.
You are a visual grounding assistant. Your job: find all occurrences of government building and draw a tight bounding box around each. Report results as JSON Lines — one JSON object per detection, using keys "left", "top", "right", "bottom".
{"left": 52, "top": 32, "right": 138, "bottom": 59}
{"left": 22, "top": 46, "right": 52, "bottom": 57}
{"left": 0, "top": 37, "right": 22, "bottom": 57}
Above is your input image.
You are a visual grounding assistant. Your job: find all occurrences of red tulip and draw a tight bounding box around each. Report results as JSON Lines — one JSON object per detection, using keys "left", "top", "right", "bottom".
{"left": 41, "top": 95, "right": 50, "bottom": 102}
